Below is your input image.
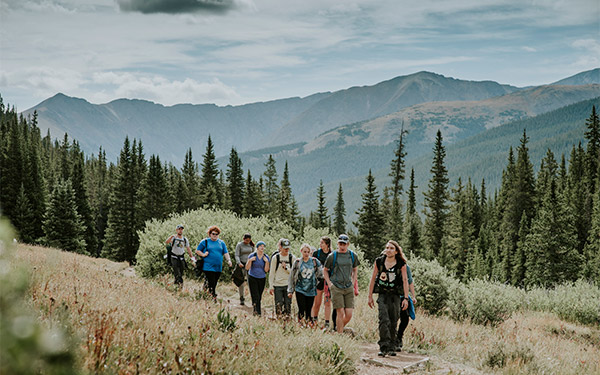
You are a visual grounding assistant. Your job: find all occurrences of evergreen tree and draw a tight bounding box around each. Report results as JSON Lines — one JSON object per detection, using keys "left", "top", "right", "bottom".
{"left": 1, "top": 114, "right": 24, "bottom": 221}
{"left": 390, "top": 124, "right": 408, "bottom": 198}
{"left": 226, "top": 147, "right": 245, "bottom": 216}
{"left": 263, "top": 155, "right": 279, "bottom": 216}
{"left": 182, "top": 148, "right": 201, "bottom": 210}
{"left": 23, "top": 112, "right": 46, "bottom": 241}
{"left": 71, "top": 142, "right": 97, "bottom": 254}
{"left": 243, "top": 170, "right": 262, "bottom": 217}
{"left": 524, "top": 179, "right": 582, "bottom": 287}
{"left": 403, "top": 168, "right": 422, "bottom": 257}
{"left": 278, "top": 161, "right": 293, "bottom": 224}
{"left": 314, "top": 180, "right": 329, "bottom": 229}
{"left": 333, "top": 183, "right": 347, "bottom": 235}
{"left": 137, "top": 155, "right": 170, "bottom": 223}
{"left": 582, "top": 173, "right": 600, "bottom": 283}
{"left": 43, "top": 179, "right": 86, "bottom": 253}
{"left": 511, "top": 212, "right": 529, "bottom": 287}
{"left": 423, "top": 130, "right": 449, "bottom": 260}
{"left": 567, "top": 143, "right": 591, "bottom": 253}
{"left": 584, "top": 105, "right": 599, "bottom": 190}
{"left": 200, "top": 136, "right": 220, "bottom": 208}
{"left": 14, "top": 185, "right": 35, "bottom": 243}
{"left": 102, "top": 137, "right": 138, "bottom": 263}
{"left": 87, "top": 148, "right": 110, "bottom": 256}
{"left": 354, "top": 170, "right": 385, "bottom": 261}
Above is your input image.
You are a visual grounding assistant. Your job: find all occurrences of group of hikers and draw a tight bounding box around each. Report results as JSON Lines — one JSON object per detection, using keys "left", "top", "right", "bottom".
{"left": 165, "top": 224, "right": 417, "bottom": 357}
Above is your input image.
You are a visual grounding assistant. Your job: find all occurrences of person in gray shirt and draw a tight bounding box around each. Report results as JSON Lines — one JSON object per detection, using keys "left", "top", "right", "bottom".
{"left": 235, "top": 233, "right": 254, "bottom": 305}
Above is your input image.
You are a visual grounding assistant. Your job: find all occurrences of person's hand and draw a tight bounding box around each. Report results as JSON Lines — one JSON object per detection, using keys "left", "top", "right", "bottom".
{"left": 269, "top": 289, "right": 274, "bottom": 295}
{"left": 227, "top": 260, "right": 233, "bottom": 267}
{"left": 401, "top": 299, "right": 408, "bottom": 311}
{"left": 412, "top": 297, "right": 417, "bottom": 305}
{"left": 288, "top": 293, "right": 292, "bottom": 299}
{"left": 238, "top": 263, "right": 244, "bottom": 268}
{"left": 368, "top": 295, "right": 374, "bottom": 309}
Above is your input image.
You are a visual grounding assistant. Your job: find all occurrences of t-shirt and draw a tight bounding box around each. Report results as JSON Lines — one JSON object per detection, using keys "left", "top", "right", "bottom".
{"left": 247, "top": 252, "right": 270, "bottom": 279}
{"left": 171, "top": 236, "right": 189, "bottom": 256}
{"left": 235, "top": 242, "right": 254, "bottom": 265}
{"left": 312, "top": 248, "right": 331, "bottom": 270}
{"left": 324, "top": 250, "right": 360, "bottom": 289}
{"left": 296, "top": 259, "right": 319, "bottom": 297}
{"left": 375, "top": 256, "right": 406, "bottom": 294}
{"left": 197, "top": 238, "right": 228, "bottom": 272}
{"left": 269, "top": 251, "right": 296, "bottom": 287}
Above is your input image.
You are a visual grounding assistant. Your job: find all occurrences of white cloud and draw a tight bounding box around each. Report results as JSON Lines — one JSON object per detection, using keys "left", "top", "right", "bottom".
{"left": 521, "top": 46, "right": 537, "bottom": 52}
{"left": 571, "top": 39, "right": 600, "bottom": 68}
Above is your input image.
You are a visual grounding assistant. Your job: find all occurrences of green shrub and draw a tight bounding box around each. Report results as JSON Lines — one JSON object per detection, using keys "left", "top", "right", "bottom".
{"left": 409, "top": 257, "right": 460, "bottom": 315}
{"left": 136, "top": 208, "right": 335, "bottom": 280}
{"left": 550, "top": 280, "right": 600, "bottom": 326}
{"left": 448, "top": 279, "right": 524, "bottom": 326}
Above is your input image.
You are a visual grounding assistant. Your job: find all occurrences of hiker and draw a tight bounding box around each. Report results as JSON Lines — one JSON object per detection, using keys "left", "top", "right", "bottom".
{"left": 288, "top": 243, "right": 324, "bottom": 324}
{"left": 367, "top": 240, "right": 410, "bottom": 357}
{"left": 311, "top": 236, "right": 333, "bottom": 326}
{"left": 397, "top": 262, "right": 417, "bottom": 351}
{"left": 246, "top": 240, "right": 270, "bottom": 316}
{"left": 235, "top": 233, "right": 254, "bottom": 305}
{"left": 165, "top": 224, "right": 195, "bottom": 286}
{"left": 269, "top": 238, "right": 296, "bottom": 317}
{"left": 323, "top": 234, "right": 360, "bottom": 334}
{"left": 195, "top": 226, "right": 232, "bottom": 299}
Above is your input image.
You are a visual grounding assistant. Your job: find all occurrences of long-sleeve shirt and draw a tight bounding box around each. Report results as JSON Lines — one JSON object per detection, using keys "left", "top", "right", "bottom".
{"left": 268, "top": 251, "right": 296, "bottom": 288}
{"left": 235, "top": 242, "right": 253, "bottom": 265}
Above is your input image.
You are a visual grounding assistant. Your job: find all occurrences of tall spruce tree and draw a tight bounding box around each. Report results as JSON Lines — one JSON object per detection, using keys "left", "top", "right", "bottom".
{"left": 387, "top": 126, "right": 408, "bottom": 241}
{"left": 314, "top": 180, "right": 329, "bottom": 229}
{"left": 263, "top": 155, "right": 279, "bottom": 216}
{"left": 584, "top": 105, "right": 599, "bottom": 190}
{"left": 23, "top": 112, "right": 46, "bottom": 241}
{"left": 403, "top": 168, "right": 422, "bottom": 257}
{"left": 423, "top": 130, "right": 449, "bottom": 261}
{"left": 567, "top": 143, "right": 590, "bottom": 252}
{"left": 71, "top": 142, "right": 97, "bottom": 254}
{"left": 200, "top": 136, "right": 220, "bottom": 208}
{"left": 582, "top": 173, "right": 600, "bottom": 283}
{"left": 87, "top": 148, "right": 110, "bottom": 256}
{"left": 333, "top": 183, "right": 347, "bottom": 235}
{"left": 243, "top": 170, "right": 262, "bottom": 217}
{"left": 137, "top": 155, "right": 170, "bottom": 223}
{"left": 14, "top": 185, "right": 35, "bottom": 243}
{"left": 182, "top": 148, "right": 201, "bottom": 210}
{"left": 226, "top": 147, "right": 245, "bottom": 216}
{"left": 278, "top": 161, "right": 293, "bottom": 224}
{"left": 43, "top": 179, "right": 86, "bottom": 253}
{"left": 446, "top": 178, "right": 478, "bottom": 280}
{"left": 512, "top": 212, "right": 529, "bottom": 287}
{"left": 354, "top": 170, "right": 385, "bottom": 261}
{"left": 102, "top": 137, "right": 138, "bottom": 263}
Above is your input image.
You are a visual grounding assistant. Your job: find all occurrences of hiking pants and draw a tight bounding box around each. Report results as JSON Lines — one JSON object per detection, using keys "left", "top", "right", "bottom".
{"left": 296, "top": 292, "right": 315, "bottom": 321}
{"left": 377, "top": 294, "right": 400, "bottom": 352}
{"left": 238, "top": 266, "right": 248, "bottom": 301}
{"left": 274, "top": 286, "right": 291, "bottom": 316}
{"left": 397, "top": 297, "right": 410, "bottom": 348}
{"left": 248, "top": 275, "right": 266, "bottom": 315}
{"left": 203, "top": 271, "right": 221, "bottom": 298}
{"left": 171, "top": 255, "right": 185, "bottom": 285}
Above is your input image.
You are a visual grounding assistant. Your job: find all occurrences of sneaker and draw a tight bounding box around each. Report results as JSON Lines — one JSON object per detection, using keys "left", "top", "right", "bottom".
{"left": 387, "top": 351, "right": 396, "bottom": 357}
{"left": 395, "top": 343, "right": 403, "bottom": 352}
{"left": 240, "top": 300, "right": 245, "bottom": 306}
{"left": 377, "top": 351, "right": 386, "bottom": 357}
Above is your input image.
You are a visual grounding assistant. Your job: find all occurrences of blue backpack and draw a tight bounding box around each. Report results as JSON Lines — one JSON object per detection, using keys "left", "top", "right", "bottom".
{"left": 329, "top": 250, "right": 355, "bottom": 277}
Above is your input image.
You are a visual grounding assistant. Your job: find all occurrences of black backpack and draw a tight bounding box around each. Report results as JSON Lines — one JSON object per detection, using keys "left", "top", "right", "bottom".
{"left": 274, "top": 252, "right": 293, "bottom": 272}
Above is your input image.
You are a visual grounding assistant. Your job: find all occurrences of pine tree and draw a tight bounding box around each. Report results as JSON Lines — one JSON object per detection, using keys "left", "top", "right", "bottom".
{"left": 200, "top": 136, "right": 220, "bottom": 208}
{"left": 181, "top": 148, "right": 200, "bottom": 210}
{"left": 333, "top": 183, "right": 346, "bottom": 235}
{"left": 584, "top": 105, "right": 599, "bottom": 190}
{"left": 566, "top": 143, "right": 590, "bottom": 253}
{"left": 354, "top": 170, "right": 385, "bottom": 261}
{"left": 278, "top": 161, "right": 293, "bottom": 224}
{"left": 102, "top": 137, "right": 138, "bottom": 263}
{"left": 1, "top": 114, "right": 24, "bottom": 222}
{"left": 423, "top": 130, "right": 449, "bottom": 261}
{"left": 243, "top": 170, "right": 262, "bottom": 217}
{"left": 226, "top": 147, "right": 245, "bottom": 216}
{"left": 511, "top": 212, "right": 529, "bottom": 287}
{"left": 263, "top": 155, "right": 279, "bottom": 216}
{"left": 137, "top": 155, "right": 170, "bottom": 223}
{"left": 403, "top": 168, "right": 422, "bottom": 257}
{"left": 14, "top": 184, "right": 35, "bottom": 243}
{"left": 70, "top": 142, "right": 97, "bottom": 254}
{"left": 23, "top": 112, "right": 46, "bottom": 241}
{"left": 43, "top": 179, "right": 86, "bottom": 253}
{"left": 59, "top": 133, "right": 71, "bottom": 181}
{"left": 390, "top": 124, "right": 408, "bottom": 198}
{"left": 582, "top": 173, "right": 600, "bottom": 283}
{"left": 314, "top": 180, "right": 329, "bottom": 229}
{"left": 87, "top": 148, "right": 110, "bottom": 256}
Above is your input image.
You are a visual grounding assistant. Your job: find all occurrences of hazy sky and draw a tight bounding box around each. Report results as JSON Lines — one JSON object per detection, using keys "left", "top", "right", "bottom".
{"left": 1, "top": 0, "right": 598, "bottom": 111}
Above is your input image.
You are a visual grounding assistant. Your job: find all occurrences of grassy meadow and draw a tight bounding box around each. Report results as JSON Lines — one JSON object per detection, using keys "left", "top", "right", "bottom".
{"left": 5, "top": 241, "right": 600, "bottom": 374}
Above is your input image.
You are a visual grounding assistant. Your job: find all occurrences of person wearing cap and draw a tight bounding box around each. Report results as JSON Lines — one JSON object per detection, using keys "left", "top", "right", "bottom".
{"left": 165, "top": 224, "right": 195, "bottom": 286}
{"left": 245, "top": 240, "right": 270, "bottom": 316}
{"left": 269, "top": 238, "right": 296, "bottom": 317}
{"left": 235, "top": 233, "right": 254, "bottom": 305}
{"left": 323, "top": 234, "right": 360, "bottom": 334}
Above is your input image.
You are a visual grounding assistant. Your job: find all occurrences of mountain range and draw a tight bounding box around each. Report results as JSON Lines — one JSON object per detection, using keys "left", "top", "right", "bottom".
{"left": 17, "top": 68, "right": 600, "bottom": 221}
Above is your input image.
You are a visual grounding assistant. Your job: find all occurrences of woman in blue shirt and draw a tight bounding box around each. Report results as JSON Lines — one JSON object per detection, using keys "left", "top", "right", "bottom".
{"left": 245, "top": 241, "right": 270, "bottom": 316}
{"left": 195, "top": 225, "right": 232, "bottom": 299}
{"left": 288, "top": 244, "right": 323, "bottom": 324}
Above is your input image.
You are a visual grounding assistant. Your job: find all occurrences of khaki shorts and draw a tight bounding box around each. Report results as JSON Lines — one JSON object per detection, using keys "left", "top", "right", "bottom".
{"left": 330, "top": 285, "right": 354, "bottom": 309}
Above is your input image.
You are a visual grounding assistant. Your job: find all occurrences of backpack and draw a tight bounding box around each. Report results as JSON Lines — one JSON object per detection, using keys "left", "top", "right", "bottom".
{"left": 274, "top": 252, "right": 293, "bottom": 272}
{"left": 166, "top": 235, "right": 187, "bottom": 264}
{"left": 329, "top": 250, "right": 355, "bottom": 277}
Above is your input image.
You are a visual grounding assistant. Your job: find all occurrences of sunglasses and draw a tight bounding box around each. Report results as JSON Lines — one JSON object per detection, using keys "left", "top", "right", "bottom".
{"left": 210, "top": 232, "right": 219, "bottom": 235}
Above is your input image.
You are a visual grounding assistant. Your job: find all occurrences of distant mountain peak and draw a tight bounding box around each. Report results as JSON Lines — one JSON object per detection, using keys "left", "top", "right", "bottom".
{"left": 552, "top": 68, "right": 600, "bottom": 85}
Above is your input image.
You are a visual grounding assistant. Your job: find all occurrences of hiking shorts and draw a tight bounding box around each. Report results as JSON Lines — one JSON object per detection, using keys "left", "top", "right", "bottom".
{"left": 330, "top": 285, "right": 354, "bottom": 310}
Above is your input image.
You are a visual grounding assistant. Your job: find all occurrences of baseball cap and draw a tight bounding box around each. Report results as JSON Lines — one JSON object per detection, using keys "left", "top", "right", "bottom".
{"left": 176, "top": 224, "right": 184, "bottom": 230}
{"left": 338, "top": 234, "right": 350, "bottom": 244}
{"left": 281, "top": 238, "right": 291, "bottom": 249}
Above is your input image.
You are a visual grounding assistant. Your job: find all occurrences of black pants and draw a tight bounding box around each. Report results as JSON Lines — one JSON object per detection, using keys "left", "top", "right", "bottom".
{"left": 397, "top": 298, "right": 409, "bottom": 348}
{"left": 296, "top": 292, "right": 315, "bottom": 321}
{"left": 377, "top": 294, "right": 400, "bottom": 352}
{"left": 248, "top": 275, "right": 266, "bottom": 315}
{"left": 274, "top": 286, "right": 291, "bottom": 316}
{"left": 203, "top": 271, "right": 221, "bottom": 298}
{"left": 171, "top": 256, "right": 185, "bottom": 285}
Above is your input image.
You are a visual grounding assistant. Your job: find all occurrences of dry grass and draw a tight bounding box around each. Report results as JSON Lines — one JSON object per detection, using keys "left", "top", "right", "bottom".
{"left": 14, "top": 244, "right": 600, "bottom": 375}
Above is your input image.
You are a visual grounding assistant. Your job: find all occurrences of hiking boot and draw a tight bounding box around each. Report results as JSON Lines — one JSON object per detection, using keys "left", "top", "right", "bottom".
{"left": 395, "top": 344, "right": 403, "bottom": 352}
{"left": 377, "top": 351, "right": 386, "bottom": 357}
{"left": 387, "top": 351, "right": 396, "bottom": 357}
{"left": 240, "top": 299, "right": 245, "bottom": 306}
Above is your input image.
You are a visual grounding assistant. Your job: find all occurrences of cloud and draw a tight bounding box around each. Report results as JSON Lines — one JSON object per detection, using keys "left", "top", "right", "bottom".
{"left": 116, "top": 0, "right": 236, "bottom": 14}
{"left": 571, "top": 39, "right": 600, "bottom": 68}
{"left": 521, "top": 46, "right": 536, "bottom": 52}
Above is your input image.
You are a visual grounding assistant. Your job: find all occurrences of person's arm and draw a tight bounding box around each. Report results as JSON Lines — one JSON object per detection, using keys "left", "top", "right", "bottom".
{"left": 410, "top": 282, "right": 417, "bottom": 305}
{"left": 268, "top": 256, "right": 275, "bottom": 294}
{"left": 352, "top": 266, "right": 359, "bottom": 296}
{"left": 185, "top": 240, "right": 194, "bottom": 260}
{"left": 245, "top": 254, "right": 255, "bottom": 271}
{"left": 263, "top": 255, "right": 270, "bottom": 273}
{"left": 235, "top": 243, "right": 242, "bottom": 266}
{"left": 224, "top": 252, "right": 233, "bottom": 267}
{"left": 367, "top": 262, "right": 378, "bottom": 308}
{"left": 287, "top": 261, "right": 297, "bottom": 297}
{"left": 165, "top": 235, "right": 174, "bottom": 245}
{"left": 401, "top": 265, "right": 409, "bottom": 311}
{"left": 315, "top": 260, "right": 324, "bottom": 280}
{"left": 195, "top": 240, "right": 208, "bottom": 257}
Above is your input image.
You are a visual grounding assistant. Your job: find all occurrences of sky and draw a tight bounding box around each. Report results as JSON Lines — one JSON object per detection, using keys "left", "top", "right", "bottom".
{"left": 0, "top": 0, "right": 599, "bottom": 111}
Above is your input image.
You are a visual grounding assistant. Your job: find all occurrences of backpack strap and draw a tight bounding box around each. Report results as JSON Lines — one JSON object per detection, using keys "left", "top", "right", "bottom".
{"left": 275, "top": 253, "right": 281, "bottom": 272}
